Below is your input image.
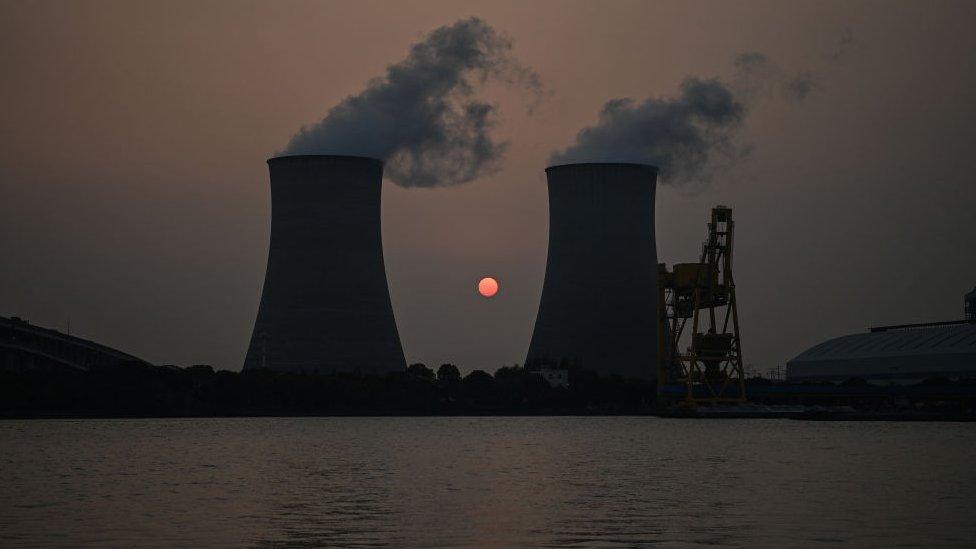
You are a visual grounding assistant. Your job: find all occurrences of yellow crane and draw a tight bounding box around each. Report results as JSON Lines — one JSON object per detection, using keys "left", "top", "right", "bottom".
{"left": 658, "top": 206, "right": 746, "bottom": 403}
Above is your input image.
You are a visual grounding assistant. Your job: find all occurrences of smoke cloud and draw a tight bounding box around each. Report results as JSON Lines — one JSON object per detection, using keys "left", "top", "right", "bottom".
{"left": 551, "top": 53, "right": 812, "bottom": 186}
{"left": 830, "top": 27, "right": 855, "bottom": 62}
{"left": 549, "top": 77, "right": 745, "bottom": 186}
{"left": 734, "top": 52, "right": 818, "bottom": 102}
{"left": 282, "top": 17, "right": 542, "bottom": 188}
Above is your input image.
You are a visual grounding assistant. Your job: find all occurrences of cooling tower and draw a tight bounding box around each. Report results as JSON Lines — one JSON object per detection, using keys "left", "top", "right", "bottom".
{"left": 243, "top": 155, "right": 406, "bottom": 374}
{"left": 526, "top": 163, "right": 658, "bottom": 379}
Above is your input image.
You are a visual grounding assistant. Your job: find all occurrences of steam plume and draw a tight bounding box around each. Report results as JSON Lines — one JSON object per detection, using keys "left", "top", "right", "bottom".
{"left": 549, "top": 78, "right": 744, "bottom": 186}
{"left": 831, "top": 27, "right": 855, "bottom": 62}
{"left": 283, "top": 17, "right": 541, "bottom": 188}
{"left": 551, "top": 53, "right": 811, "bottom": 186}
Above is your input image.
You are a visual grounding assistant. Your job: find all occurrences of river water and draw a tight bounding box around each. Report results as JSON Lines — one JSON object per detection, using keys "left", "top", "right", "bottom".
{"left": 1, "top": 417, "right": 974, "bottom": 547}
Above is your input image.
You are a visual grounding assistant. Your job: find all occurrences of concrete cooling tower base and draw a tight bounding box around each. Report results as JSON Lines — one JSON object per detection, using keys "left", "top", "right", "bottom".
{"left": 243, "top": 155, "right": 406, "bottom": 374}
{"left": 526, "top": 163, "right": 658, "bottom": 380}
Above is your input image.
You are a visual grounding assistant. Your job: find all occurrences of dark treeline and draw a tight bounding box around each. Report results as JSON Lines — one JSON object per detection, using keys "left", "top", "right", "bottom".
{"left": 4, "top": 361, "right": 975, "bottom": 419}
{"left": 0, "top": 362, "right": 657, "bottom": 418}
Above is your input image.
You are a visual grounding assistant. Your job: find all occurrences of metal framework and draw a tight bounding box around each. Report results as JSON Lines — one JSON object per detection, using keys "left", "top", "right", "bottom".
{"left": 658, "top": 206, "right": 746, "bottom": 403}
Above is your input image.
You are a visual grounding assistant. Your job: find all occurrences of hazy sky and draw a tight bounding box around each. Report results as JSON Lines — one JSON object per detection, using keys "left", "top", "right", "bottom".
{"left": 1, "top": 0, "right": 974, "bottom": 374}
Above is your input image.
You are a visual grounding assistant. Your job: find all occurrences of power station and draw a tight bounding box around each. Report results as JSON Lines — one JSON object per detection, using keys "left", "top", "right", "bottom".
{"left": 243, "top": 155, "right": 406, "bottom": 374}
{"left": 526, "top": 163, "right": 659, "bottom": 379}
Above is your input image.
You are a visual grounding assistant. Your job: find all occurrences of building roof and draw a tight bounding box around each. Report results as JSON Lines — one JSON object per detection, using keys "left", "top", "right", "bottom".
{"left": 792, "top": 322, "right": 976, "bottom": 362}
{"left": 787, "top": 321, "right": 976, "bottom": 382}
{"left": 1, "top": 315, "right": 150, "bottom": 370}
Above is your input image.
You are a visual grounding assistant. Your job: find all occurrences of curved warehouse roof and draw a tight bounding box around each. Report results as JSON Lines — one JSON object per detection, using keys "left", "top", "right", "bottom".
{"left": 787, "top": 322, "right": 976, "bottom": 382}
{"left": 1, "top": 315, "right": 151, "bottom": 371}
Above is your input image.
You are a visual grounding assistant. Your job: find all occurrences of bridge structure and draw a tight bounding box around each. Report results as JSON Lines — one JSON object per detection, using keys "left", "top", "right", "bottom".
{"left": 0, "top": 315, "right": 151, "bottom": 371}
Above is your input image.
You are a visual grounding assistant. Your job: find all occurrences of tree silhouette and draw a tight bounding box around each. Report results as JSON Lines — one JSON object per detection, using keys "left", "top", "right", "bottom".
{"left": 437, "top": 363, "right": 461, "bottom": 384}
{"left": 406, "top": 363, "right": 436, "bottom": 382}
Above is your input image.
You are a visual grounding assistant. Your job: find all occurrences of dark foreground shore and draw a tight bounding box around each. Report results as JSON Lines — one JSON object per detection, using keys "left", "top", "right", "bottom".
{"left": 2, "top": 362, "right": 974, "bottom": 420}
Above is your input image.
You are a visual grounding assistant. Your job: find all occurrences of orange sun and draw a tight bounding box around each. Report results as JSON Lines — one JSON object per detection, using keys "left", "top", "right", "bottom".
{"left": 478, "top": 277, "right": 499, "bottom": 298}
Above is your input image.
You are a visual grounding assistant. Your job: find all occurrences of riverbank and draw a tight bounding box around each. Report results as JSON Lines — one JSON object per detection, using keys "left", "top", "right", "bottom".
{"left": 3, "top": 362, "right": 974, "bottom": 421}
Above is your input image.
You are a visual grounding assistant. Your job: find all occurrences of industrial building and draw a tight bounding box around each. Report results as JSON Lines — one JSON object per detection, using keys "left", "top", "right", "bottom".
{"left": 787, "top": 320, "right": 976, "bottom": 384}
{"left": 526, "top": 163, "right": 658, "bottom": 379}
{"left": 0, "top": 315, "right": 151, "bottom": 371}
{"left": 243, "top": 155, "right": 406, "bottom": 374}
